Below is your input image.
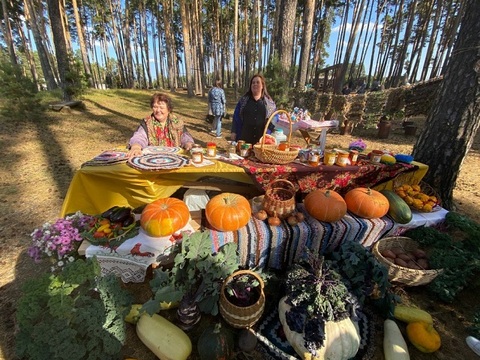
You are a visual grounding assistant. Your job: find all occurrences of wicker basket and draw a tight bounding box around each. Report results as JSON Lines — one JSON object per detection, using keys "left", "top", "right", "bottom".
{"left": 373, "top": 236, "right": 442, "bottom": 286}
{"left": 393, "top": 180, "right": 441, "bottom": 213}
{"left": 219, "top": 270, "right": 265, "bottom": 328}
{"left": 262, "top": 179, "right": 296, "bottom": 219}
{"left": 253, "top": 110, "right": 299, "bottom": 164}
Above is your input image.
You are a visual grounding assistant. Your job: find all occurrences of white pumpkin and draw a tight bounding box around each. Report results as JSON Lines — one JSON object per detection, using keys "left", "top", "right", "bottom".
{"left": 278, "top": 296, "right": 361, "bottom": 360}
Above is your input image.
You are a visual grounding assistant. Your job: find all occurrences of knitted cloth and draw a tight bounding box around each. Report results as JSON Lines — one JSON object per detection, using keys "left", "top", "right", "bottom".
{"left": 209, "top": 204, "right": 395, "bottom": 270}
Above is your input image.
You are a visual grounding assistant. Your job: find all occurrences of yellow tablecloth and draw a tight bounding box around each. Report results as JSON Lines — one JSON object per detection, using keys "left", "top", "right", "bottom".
{"left": 60, "top": 160, "right": 253, "bottom": 217}
{"left": 60, "top": 158, "right": 428, "bottom": 218}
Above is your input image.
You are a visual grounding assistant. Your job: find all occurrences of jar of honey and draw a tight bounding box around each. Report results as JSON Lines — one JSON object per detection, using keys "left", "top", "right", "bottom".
{"left": 335, "top": 150, "right": 350, "bottom": 167}
{"left": 206, "top": 142, "right": 217, "bottom": 157}
{"left": 349, "top": 150, "right": 359, "bottom": 165}
{"left": 277, "top": 141, "right": 289, "bottom": 151}
{"left": 191, "top": 145, "right": 203, "bottom": 164}
{"left": 323, "top": 150, "right": 336, "bottom": 165}
{"left": 236, "top": 140, "right": 245, "bottom": 153}
{"left": 308, "top": 150, "right": 320, "bottom": 166}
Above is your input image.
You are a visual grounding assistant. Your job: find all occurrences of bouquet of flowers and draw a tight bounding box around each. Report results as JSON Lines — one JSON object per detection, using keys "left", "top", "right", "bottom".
{"left": 349, "top": 139, "right": 367, "bottom": 152}
{"left": 28, "top": 211, "right": 95, "bottom": 272}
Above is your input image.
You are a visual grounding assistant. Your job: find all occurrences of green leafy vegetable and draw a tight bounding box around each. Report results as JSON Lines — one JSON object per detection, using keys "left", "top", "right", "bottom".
{"left": 15, "top": 258, "right": 132, "bottom": 360}
{"left": 143, "top": 231, "right": 239, "bottom": 316}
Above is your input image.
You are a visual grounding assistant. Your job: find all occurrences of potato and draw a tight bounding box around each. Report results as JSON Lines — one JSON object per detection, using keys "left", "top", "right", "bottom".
{"left": 413, "top": 248, "right": 427, "bottom": 259}
{"left": 407, "top": 260, "right": 421, "bottom": 270}
{"left": 394, "top": 258, "right": 409, "bottom": 267}
{"left": 417, "top": 258, "right": 429, "bottom": 270}
{"left": 398, "top": 253, "right": 413, "bottom": 262}
{"left": 391, "top": 248, "right": 405, "bottom": 256}
{"left": 382, "top": 249, "right": 397, "bottom": 260}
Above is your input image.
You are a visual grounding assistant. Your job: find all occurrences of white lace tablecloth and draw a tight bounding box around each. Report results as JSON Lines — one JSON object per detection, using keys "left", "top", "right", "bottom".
{"left": 85, "top": 222, "right": 195, "bottom": 283}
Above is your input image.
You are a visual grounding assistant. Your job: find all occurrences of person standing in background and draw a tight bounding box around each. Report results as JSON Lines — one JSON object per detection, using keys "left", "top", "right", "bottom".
{"left": 208, "top": 79, "right": 226, "bottom": 139}
{"left": 231, "top": 74, "right": 277, "bottom": 144}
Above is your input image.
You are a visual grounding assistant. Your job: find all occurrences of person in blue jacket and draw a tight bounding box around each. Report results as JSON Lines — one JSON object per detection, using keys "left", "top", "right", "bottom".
{"left": 207, "top": 79, "right": 226, "bottom": 138}
{"left": 231, "top": 74, "right": 276, "bottom": 144}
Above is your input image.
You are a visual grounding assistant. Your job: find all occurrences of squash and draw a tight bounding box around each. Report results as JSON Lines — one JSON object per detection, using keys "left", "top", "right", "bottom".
{"left": 278, "top": 296, "right": 360, "bottom": 360}
{"left": 304, "top": 189, "right": 347, "bottom": 222}
{"left": 344, "top": 187, "right": 389, "bottom": 219}
{"left": 136, "top": 313, "right": 192, "bottom": 360}
{"left": 380, "top": 189, "right": 413, "bottom": 224}
{"left": 140, "top": 197, "right": 190, "bottom": 237}
{"left": 383, "top": 319, "right": 410, "bottom": 360}
{"left": 197, "top": 323, "right": 234, "bottom": 360}
{"left": 205, "top": 192, "right": 251, "bottom": 231}
{"left": 393, "top": 305, "right": 433, "bottom": 325}
{"left": 406, "top": 321, "right": 441, "bottom": 353}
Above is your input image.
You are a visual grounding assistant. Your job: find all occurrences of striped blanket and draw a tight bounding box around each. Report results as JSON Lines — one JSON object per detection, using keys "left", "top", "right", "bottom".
{"left": 209, "top": 204, "right": 395, "bottom": 270}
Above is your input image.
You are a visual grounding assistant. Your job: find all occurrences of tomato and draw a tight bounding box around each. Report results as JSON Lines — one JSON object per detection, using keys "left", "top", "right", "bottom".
{"left": 93, "top": 231, "right": 106, "bottom": 238}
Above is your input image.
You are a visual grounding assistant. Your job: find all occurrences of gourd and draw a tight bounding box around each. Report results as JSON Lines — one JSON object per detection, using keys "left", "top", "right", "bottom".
{"left": 344, "top": 187, "right": 389, "bottom": 219}
{"left": 205, "top": 192, "right": 251, "bottom": 231}
{"left": 406, "top": 321, "right": 441, "bottom": 353}
{"left": 279, "top": 297, "right": 360, "bottom": 360}
{"left": 393, "top": 305, "right": 433, "bottom": 325}
{"left": 380, "top": 189, "right": 413, "bottom": 224}
{"left": 140, "top": 197, "right": 190, "bottom": 237}
{"left": 136, "top": 313, "right": 192, "bottom": 360}
{"left": 197, "top": 323, "right": 234, "bottom": 360}
{"left": 304, "top": 189, "right": 347, "bottom": 222}
{"left": 383, "top": 319, "right": 410, "bottom": 360}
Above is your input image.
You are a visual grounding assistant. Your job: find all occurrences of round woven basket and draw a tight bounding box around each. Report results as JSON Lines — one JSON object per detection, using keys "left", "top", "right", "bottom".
{"left": 253, "top": 110, "right": 299, "bottom": 164}
{"left": 219, "top": 270, "right": 265, "bottom": 328}
{"left": 372, "top": 236, "right": 442, "bottom": 286}
{"left": 262, "top": 179, "right": 296, "bottom": 219}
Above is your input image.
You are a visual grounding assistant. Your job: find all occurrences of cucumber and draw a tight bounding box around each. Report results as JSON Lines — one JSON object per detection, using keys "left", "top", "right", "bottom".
{"left": 380, "top": 189, "right": 412, "bottom": 224}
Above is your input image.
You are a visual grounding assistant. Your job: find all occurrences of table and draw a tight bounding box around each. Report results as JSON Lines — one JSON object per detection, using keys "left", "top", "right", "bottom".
{"left": 61, "top": 152, "right": 428, "bottom": 218}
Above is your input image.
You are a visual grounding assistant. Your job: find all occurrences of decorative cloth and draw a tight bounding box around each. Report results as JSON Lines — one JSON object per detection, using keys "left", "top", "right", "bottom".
{"left": 85, "top": 221, "right": 194, "bottom": 283}
{"left": 208, "top": 204, "right": 395, "bottom": 270}
{"left": 221, "top": 156, "right": 417, "bottom": 196}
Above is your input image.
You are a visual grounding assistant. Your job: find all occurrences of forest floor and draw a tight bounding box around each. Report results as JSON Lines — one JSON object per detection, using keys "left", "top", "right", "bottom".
{"left": 0, "top": 89, "right": 479, "bottom": 359}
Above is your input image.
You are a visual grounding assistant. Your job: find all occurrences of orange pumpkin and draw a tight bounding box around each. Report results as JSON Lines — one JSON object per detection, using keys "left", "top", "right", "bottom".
{"left": 205, "top": 193, "right": 251, "bottom": 231}
{"left": 304, "top": 189, "right": 347, "bottom": 222}
{"left": 344, "top": 187, "right": 389, "bottom": 219}
{"left": 140, "top": 198, "right": 190, "bottom": 237}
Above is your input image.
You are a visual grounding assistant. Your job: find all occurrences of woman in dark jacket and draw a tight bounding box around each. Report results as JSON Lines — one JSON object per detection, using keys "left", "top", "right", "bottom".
{"left": 231, "top": 74, "right": 276, "bottom": 144}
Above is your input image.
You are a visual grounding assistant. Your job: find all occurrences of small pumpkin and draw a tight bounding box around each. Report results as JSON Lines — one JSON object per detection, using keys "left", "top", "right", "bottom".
{"left": 205, "top": 192, "right": 251, "bottom": 231}
{"left": 197, "top": 323, "right": 234, "bottom": 360}
{"left": 406, "top": 321, "right": 441, "bottom": 353}
{"left": 140, "top": 197, "right": 190, "bottom": 237}
{"left": 344, "top": 187, "right": 389, "bottom": 219}
{"left": 304, "top": 189, "right": 347, "bottom": 222}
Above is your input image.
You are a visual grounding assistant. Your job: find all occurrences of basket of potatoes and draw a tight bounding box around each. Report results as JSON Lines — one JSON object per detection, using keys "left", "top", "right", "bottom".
{"left": 372, "top": 236, "right": 443, "bottom": 286}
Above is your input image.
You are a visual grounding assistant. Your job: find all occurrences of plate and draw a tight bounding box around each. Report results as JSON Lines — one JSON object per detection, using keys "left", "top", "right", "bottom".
{"left": 128, "top": 153, "right": 189, "bottom": 171}
{"left": 82, "top": 150, "right": 128, "bottom": 167}
{"left": 142, "top": 146, "right": 182, "bottom": 154}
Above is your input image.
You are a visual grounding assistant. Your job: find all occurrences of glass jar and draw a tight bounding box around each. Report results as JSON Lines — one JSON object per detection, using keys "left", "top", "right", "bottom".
{"left": 206, "top": 142, "right": 217, "bottom": 157}
{"left": 308, "top": 149, "right": 320, "bottom": 166}
{"left": 323, "top": 150, "right": 336, "bottom": 165}
{"left": 349, "top": 150, "right": 359, "bottom": 165}
{"left": 335, "top": 150, "right": 350, "bottom": 167}
{"left": 370, "top": 150, "right": 383, "bottom": 163}
{"left": 191, "top": 145, "right": 203, "bottom": 164}
{"left": 240, "top": 143, "right": 251, "bottom": 157}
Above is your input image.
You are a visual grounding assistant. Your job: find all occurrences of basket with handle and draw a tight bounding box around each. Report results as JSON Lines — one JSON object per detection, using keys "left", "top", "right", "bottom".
{"left": 372, "top": 236, "right": 443, "bottom": 286}
{"left": 262, "top": 179, "right": 296, "bottom": 219}
{"left": 253, "top": 110, "right": 300, "bottom": 164}
{"left": 219, "top": 269, "right": 266, "bottom": 328}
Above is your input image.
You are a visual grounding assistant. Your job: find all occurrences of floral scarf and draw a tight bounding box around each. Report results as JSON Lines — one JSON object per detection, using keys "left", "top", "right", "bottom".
{"left": 143, "top": 113, "right": 185, "bottom": 147}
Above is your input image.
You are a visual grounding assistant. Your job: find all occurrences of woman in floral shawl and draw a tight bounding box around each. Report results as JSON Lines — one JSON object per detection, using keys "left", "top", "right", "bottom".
{"left": 231, "top": 74, "right": 277, "bottom": 144}
{"left": 127, "top": 93, "right": 195, "bottom": 157}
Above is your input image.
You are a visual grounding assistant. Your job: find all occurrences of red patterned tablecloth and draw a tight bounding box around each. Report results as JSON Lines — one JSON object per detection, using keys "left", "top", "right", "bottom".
{"left": 223, "top": 155, "right": 417, "bottom": 195}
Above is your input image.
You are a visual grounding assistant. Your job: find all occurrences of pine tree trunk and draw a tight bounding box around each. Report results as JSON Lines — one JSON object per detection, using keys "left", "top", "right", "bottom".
{"left": 412, "top": 0, "right": 480, "bottom": 209}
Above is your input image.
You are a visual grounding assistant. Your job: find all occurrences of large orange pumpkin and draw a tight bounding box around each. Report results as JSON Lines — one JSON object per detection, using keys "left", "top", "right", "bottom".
{"left": 304, "top": 189, "right": 347, "bottom": 222}
{"left": 140, "top": 198, "right": 190, "bottom": 237}
{"left": 205, "top": 193, "right": 251, "bottom": 231}
{"left": 344, "top": 187, "right": 389, "bottom": 219}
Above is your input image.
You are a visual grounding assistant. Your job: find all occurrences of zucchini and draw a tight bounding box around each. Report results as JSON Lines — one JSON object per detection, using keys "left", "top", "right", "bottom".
{"left": 394, "top": 304, "right": 433, "bottom": 325}
{"left": 380, "top": 189, "right": 412, "bottom": 224}
{"left": 136, "top": 313, "right": 192, "bottom": 360}
{"left": 383, "top": 319, "right": 410, "bottom": 360}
